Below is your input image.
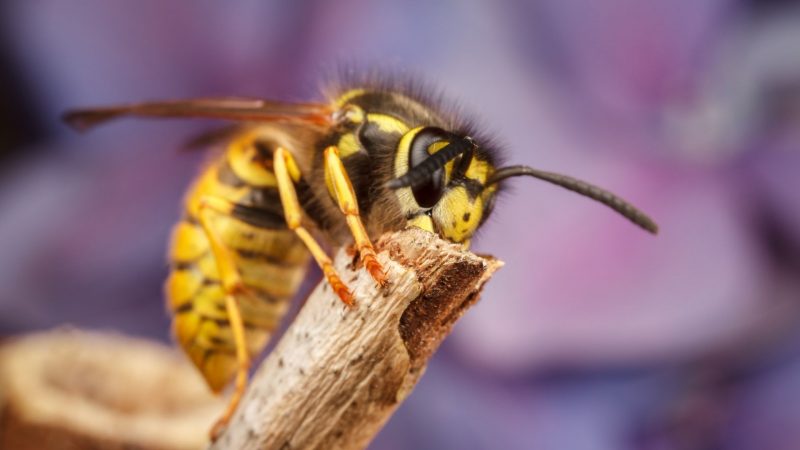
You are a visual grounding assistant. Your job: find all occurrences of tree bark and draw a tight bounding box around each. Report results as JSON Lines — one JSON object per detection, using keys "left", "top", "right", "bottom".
{"left": 211, "top": 228, "right": 502, "bottom": 450}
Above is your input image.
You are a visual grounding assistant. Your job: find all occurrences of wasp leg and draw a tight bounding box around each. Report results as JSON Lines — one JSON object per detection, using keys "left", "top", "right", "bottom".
{"left": 195, "top": 196, "right": 253, "bottom": 441}
{"left": 273, "top": 147, "right": 354, "bottom": 306}
{"left": 323, "top": 146, "right": 387, "bottom": 286}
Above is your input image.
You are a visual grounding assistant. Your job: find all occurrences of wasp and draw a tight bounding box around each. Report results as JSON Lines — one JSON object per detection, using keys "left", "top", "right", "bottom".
{"left": 63, "top": 75, "right": 657, "bottom": 439}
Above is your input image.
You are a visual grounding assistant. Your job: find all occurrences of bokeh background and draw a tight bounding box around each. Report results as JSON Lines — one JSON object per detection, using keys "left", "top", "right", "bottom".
{"left": 1, "top": 1, "right": 799, "bottom": 449}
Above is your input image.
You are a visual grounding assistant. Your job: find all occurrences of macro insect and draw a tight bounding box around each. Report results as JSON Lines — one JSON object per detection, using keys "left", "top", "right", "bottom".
{"left": 63, "top": 75, "right": 657, "bottom": 439}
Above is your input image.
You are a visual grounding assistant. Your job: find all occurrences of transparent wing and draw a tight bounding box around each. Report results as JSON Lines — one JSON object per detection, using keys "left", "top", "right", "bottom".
{"left": 63, "top": 97, "right": 333, "bottom": 131}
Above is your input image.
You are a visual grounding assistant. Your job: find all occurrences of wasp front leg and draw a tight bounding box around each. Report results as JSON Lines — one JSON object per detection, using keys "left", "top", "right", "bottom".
{"left": 273, "top": 147, "right": 354, "bottom": 305}
{"left": 323, "top": 146, "right": 387, "bottom": 286}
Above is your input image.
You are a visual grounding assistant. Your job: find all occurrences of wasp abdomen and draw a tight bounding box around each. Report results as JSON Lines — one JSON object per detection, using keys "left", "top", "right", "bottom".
{"left": 165, "top": 133, "right": 311, "bottom": 392}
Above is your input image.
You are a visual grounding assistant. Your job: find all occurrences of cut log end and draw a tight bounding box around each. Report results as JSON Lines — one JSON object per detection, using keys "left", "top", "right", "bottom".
{"left": 0, "top": 329, "right": 225, "bottom": 450}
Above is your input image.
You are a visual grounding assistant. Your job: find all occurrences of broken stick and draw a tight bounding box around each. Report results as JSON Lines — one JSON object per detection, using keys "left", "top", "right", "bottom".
{"left": 210, "top": 228, "right": 502, "bottom": 450}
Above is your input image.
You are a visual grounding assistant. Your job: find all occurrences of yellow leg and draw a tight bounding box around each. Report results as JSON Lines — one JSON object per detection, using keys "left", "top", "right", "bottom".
{"left": 323, "top": 146, "right": 386, "bottom": 285}
{"left": 195, "top": 196, "right": 251, "bottom": 441}
{"left": 273, "top": 147, "right": 354, "bottom": 305}
{"left": 208, "top": 295, "right": 249, "bottom": 441}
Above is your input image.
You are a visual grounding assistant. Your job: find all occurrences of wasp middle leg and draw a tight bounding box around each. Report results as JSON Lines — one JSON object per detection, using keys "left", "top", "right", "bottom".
{"left": 273, "top": 147, "right": 354, "bottom": 305}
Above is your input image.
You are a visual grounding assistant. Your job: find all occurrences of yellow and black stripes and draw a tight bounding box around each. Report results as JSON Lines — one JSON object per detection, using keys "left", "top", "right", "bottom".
{"left": 166, "top": 212, "right": 309, "bottom": 391}
{"left": 166, "top": 130, "right": 312, "bottom": 392}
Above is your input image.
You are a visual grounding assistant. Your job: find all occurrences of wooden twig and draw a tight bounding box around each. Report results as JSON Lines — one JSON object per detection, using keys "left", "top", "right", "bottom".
{"left": 211, "top": 228, "right": 502, "bottom": 450}
{"left": 0, "top": 329, "right": 225, "bottom": 450}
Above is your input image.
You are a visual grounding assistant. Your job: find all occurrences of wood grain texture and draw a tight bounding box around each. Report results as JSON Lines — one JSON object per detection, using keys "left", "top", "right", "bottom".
{"left": 211, "top": 228, "right": 502, "bottom": 450}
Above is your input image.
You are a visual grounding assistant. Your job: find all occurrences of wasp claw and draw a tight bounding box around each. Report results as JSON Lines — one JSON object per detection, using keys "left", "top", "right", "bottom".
{"left": 361, "top": 249, "right": 387, "bottom": 287}
{"left": 323, "top": 264, "right": 354, "bottom": 306}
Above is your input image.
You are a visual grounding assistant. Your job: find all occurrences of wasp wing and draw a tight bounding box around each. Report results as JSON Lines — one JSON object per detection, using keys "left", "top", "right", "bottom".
{"left": 62, "top": 97, "right": 332, "bottom": 132}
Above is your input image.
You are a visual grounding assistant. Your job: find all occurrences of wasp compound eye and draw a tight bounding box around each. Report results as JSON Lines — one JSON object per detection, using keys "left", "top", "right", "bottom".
{"left": 407, "top": 127, "right": 450, "bottom": 208}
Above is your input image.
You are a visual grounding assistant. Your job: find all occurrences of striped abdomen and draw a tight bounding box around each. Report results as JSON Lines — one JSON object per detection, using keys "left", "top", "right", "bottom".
{"left": 166, "top": 129, "right": 310, "bottom": 392}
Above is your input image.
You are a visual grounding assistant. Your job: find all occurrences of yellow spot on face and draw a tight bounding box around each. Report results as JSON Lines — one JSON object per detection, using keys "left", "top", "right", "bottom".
{"left": 407, "top": 214, "right": 435, "bottom": 233}
{"left": 433, "top": 186, "right": 483, "bottom": 243}
{"left": 465, "top": 159, "right": 492, "bottom": 183}
{"left": 337, "top": 132, "right": 361, "bottom": 158}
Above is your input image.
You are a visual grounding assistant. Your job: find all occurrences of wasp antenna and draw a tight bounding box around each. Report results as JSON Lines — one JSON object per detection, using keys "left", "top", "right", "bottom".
{"left": 487, "top": 165, "right": 659, "bottom": 234}
{"left": 386, "top": 138, "right": 473, "bottom": 190}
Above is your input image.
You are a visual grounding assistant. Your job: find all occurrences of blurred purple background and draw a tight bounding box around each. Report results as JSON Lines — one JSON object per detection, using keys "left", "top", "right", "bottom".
{"left": 1, "top": 1, "right": 799, "bottom": 449}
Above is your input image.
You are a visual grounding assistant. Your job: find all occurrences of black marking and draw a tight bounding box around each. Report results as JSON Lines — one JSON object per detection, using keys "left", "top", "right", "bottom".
{"left": 199, "top": 348, "right": 212, "bottom": 366}
{"left": 405, "top": 211, "right": 426, "bottom": 221}
{"left": 202, "top": 277, "right": 220, "bottom": 286}
{"left": 170, "top": 259, "right": 216, "bottom": 283}
{"left": 358, "top": 119, "right": 403, "bottom": 153}
{"left": 175, "top": 302, "right": 193, "bottom": 314}
{"left": 200, "top": 345, "right": 235, "bottom": 360}
{"left": 171, "top": 260, "right": 196, "bottom": 271}
{"left": 239, "top": 186, "right": 281, "bottom": 208}
{"left": 250, "top": 290, "right": 285, "bottom": 305}
{"left": 171, "top": 253, "right": 299, "bottom": 307}
{"left": 452, "top": 144, "right": 475, "bottom": 180}
{"left": 453, "top": 178, "right": 485, "bottom": 200}
{"left": 338, "top": 90, "right": 437, "bottom": 126}
{"left": 209, "top": 335, "right": 230, "bottom": 347}
{"left": 235, "top": 247, "right": 292, "bottom": 266}
{"left": 182, "top": 212, "right": 200, "bottom": 226}
{"left": 231, "top": 199, "right": 287, "bottom": 230}
{"left": 478, "top": 194, "right": 496, "bottom": 227}
{"left": 462, "top": 212, "right": 471, "bottom": 222}
{"left": 254, "top": 140, "right": 277, "bottom": 158}
{"left": 206, "top": 316, "right": 266, "bottom": 332}
{"left": 294, "top": 175, "right": 331, "bottom": 229}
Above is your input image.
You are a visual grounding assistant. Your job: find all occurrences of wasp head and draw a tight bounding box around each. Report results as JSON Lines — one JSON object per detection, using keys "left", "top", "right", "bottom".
{"left": 387, "top": 126, "right": 658, "bottom": 246}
